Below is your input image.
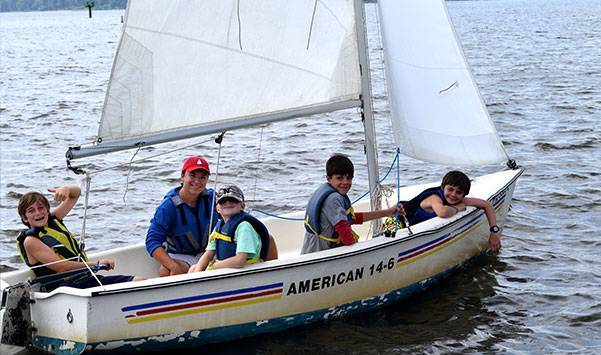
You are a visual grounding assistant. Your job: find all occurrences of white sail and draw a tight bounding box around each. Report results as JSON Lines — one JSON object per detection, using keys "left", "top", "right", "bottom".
{"left": 378, "top": 0, "right": 508, "bottom": 166}
{"left": 77, "top": 0, "right": 361, "bottom": 158}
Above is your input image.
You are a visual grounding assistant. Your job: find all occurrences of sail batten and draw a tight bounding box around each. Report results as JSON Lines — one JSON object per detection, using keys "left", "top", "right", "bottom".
{"left": 378, "top": 0, "right": 508, "bottom": 166}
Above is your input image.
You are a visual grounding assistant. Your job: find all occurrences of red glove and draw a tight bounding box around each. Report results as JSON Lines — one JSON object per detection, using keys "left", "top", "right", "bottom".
{"left": 352, "top": 212, "right": 364, "bottom": 225}
{"left": 334, "top": 220, "right": 356, "bottom": 246}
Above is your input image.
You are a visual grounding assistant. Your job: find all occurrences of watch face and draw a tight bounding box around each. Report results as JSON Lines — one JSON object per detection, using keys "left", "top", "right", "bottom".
{"left": 490, "top": 225, "right": 500, "bottom": 233}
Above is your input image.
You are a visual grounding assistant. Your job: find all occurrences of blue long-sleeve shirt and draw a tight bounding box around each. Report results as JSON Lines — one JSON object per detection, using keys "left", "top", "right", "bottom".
{"left": 145, "top": 187, "right": 218, "bottom": 256}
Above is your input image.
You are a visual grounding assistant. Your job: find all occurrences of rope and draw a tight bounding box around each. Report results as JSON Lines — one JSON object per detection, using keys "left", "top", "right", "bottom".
{"left": 65, "top": 135, "right": 218, "bottom": 290}
{"left": 253, "top": 151, "right": 403, "bottom": 222}
{"left": 28, "top": 255, "right": 81, "bottom": 269}
{"left": 79, "top": 136, "right": 215, "bottom": 176}
{"left": 209, "top": 133, "right": 225, "bottom": 233}
{"left": 352, "top": 150, "right": 399, "bottom": 204}
{"left": 251, "top": 208, "right": 304, "bottom": 221}
{"left": 395, "top": 147, "right": 412, "bottom": 235}
{"left": 306, "top": 0, "right": 318, "bottom": 50}
{"left": 252, "top": 126, "right": 264, "bottom": 202}
{"left": 79, "top": 173, "right": 92, "bottom": 254}
{"left": 373, "top": 4, "right": 395, "bottom": 144}
{"left": 74, "top": 173, "right": 106, "bottom": 289}
{"left": 62, "top": 134, "right": 222, "bottom": 290}
{"left": 122, "top": 146, "right": 141, "bottom": 204}
{"left": 237, "top": 0, "right": 243, "bottom": 51}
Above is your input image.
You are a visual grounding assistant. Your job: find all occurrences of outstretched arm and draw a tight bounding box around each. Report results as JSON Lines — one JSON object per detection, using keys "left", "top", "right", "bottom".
{"left": 360, "top": 203, "right": 405, "bottom": 223}
{"left": 50, "top": 185, "right": 81, "bottom": 220}
{"left": 463, "top": 197, "right": 500, "bottom": 252}
{"left": 23, "top": 236, "right": 114, "bottom": 273}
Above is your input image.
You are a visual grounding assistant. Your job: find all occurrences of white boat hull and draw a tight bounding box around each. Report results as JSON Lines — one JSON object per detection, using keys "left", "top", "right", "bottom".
{"left": 1, "top": 169, "right": 522, "bottom": 353}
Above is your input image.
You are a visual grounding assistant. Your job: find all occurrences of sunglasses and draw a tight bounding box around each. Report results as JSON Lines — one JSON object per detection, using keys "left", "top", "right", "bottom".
{"left": 217, "top": 197, "right": 241, "bottom": 205}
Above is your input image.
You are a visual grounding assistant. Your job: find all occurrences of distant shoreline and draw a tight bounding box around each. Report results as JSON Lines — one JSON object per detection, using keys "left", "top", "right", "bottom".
{"left": 0, "top": 8, "right": 125, "bottom": 13}
{"left": 0, "top": 0, "right": 126, "bottom": 13}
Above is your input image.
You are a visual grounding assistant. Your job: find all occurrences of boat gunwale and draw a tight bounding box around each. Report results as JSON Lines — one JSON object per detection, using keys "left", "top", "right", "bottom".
{"left": 83, "top": 167, "right": 523, "bottom": 297}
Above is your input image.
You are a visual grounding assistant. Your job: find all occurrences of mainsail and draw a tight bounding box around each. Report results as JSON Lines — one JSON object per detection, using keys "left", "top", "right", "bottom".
{"left": 69, "top": 0, "right": 508, "bottom": 168}
{"left": 70, "top": 0, "right": 363, "bottom": 159}
{"left": 378, "top": 0, "right": 508, "bottom": 166}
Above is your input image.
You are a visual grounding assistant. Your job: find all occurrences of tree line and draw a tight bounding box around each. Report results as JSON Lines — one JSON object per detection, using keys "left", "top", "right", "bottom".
{"left": 0, "top": 0, "right": 127, "bottom": 12}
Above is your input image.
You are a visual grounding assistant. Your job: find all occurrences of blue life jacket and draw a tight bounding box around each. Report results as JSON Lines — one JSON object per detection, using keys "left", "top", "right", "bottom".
{"left": 406, "top": 187, "right": 449, "bottom": 225}
{"left": 304, "top": 183, "right": 356, "bottom": 246}
{"left": 165, "top": 187, "right": 218, "bottom": 255}
{"left": 210, "top": 212, "right": 270, "bottom": 265}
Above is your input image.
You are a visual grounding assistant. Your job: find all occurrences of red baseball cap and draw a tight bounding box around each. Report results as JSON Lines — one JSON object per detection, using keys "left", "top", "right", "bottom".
{"left": 181, "top": 156, "right": 210, "bottom": 175}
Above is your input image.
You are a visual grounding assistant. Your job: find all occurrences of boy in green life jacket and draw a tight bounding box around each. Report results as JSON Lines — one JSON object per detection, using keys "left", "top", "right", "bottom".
{"left": 189, "top": 185, "right": 271, "bottom": 272}
{"left": 16, "top": 185, "right": 143, "bottom": 290}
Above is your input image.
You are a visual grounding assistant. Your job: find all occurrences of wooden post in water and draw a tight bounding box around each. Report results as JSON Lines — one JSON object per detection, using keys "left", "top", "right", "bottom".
{"left": 85, "top": 1, "right": 95, "bottom": 18}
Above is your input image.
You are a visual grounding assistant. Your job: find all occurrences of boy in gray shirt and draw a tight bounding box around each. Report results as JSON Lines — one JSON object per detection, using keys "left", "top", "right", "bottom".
{"left": 301, "top": 154, "right": 404, "bottom": 254}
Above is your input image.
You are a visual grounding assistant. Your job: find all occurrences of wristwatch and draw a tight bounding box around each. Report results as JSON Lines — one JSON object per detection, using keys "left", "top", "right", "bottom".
{"left": 489, "top": 225, "right": 500, "bottom": 233}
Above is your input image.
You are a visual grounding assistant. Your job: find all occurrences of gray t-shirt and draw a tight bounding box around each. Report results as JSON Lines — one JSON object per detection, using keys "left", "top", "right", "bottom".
{"left": 301, "top": 192, "right": 349, "bottom": 254}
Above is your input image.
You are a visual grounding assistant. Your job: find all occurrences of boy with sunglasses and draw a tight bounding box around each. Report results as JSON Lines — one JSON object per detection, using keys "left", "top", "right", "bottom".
{"left": 189, "top": 185, "right": 270, "bottom": 272}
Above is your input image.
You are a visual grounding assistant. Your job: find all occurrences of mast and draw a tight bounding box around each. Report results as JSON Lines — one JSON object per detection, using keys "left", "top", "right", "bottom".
{"left": 354, "top": 0, "right": 381, "bottom": 216}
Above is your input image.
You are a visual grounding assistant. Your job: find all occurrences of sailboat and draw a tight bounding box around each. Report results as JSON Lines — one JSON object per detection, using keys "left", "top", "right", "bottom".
{"left": 1, "top": 0, "right": 522, "bottom": 353}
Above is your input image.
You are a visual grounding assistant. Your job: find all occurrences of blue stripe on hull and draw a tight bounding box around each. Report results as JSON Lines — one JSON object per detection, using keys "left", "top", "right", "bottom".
{"left": 32, "top": 252, "right": 487, "bottom": 354}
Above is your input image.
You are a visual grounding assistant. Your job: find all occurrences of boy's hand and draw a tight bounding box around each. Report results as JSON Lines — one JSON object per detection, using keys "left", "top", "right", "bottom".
{"left": 488, "top": 233, "right": 501, "bottom": 253}
{"left": 394, "top": 202, "right": 405, "bottom": 216}
{"left": 49, "top": 187, "right": 69, "bottom": 202}
{"left": 188, "top": 263, "right": 201, "bottom": 273}
{"left": 98, "top": 259, "right": 115, "bottom": 270}
{"left": 48, "top": 186, "right": 81, "bottom": 202}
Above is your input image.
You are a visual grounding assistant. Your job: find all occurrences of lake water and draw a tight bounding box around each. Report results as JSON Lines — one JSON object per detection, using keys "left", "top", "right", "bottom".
{"left": 1, "top": 0, "right": 600, "bottom": 353}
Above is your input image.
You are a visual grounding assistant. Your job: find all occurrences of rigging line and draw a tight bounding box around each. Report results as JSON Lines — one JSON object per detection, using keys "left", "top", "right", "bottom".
{"left": 28, "top": 255, "right": 81, "bottom": 269}
{"left": 237, "top": 0, "right": 243, "bottom": 51}
{"left": 27, "top": 256, "right": 106, "bottom": 290}
{"left": 209, "top": 132, "right": 226, "bottom": 234}
{"left": 374, "top": 4, "right": 394, "bottom": 137}
{"left": 352, "top": 150, "right": 399, "bottom": 205}
{"left": 395, "top": 147, "right": 412, "bottom": 235}
{"left": 252, "top": 126, "right": 264, "bottom": 202}
{"left": 123, "top": 146, "right": 141, "bottom": 204}
{"left": 306, "top": 0, "right": 318, "bottom": 50}
{"left": 396, "top": 148, "right": 400, "bottom": 204}
{"left": 83, "top": 136, "right": 214, "bottom": 176}
{"left": 252, "top": 209, "right": 303, "bottom": 221}
{"left": 79, "top": 173, "right": 92, "bottom": 253}
{"left": 77, "top": 173, "right": 107, "bottom": 290}
{"left": 250, "top": 152, "right": 402, "bottom": 222}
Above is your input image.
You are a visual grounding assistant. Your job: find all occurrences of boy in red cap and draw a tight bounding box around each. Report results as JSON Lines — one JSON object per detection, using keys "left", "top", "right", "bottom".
{"left": 145, "top": 156, "right": 219, "bottom": 276}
